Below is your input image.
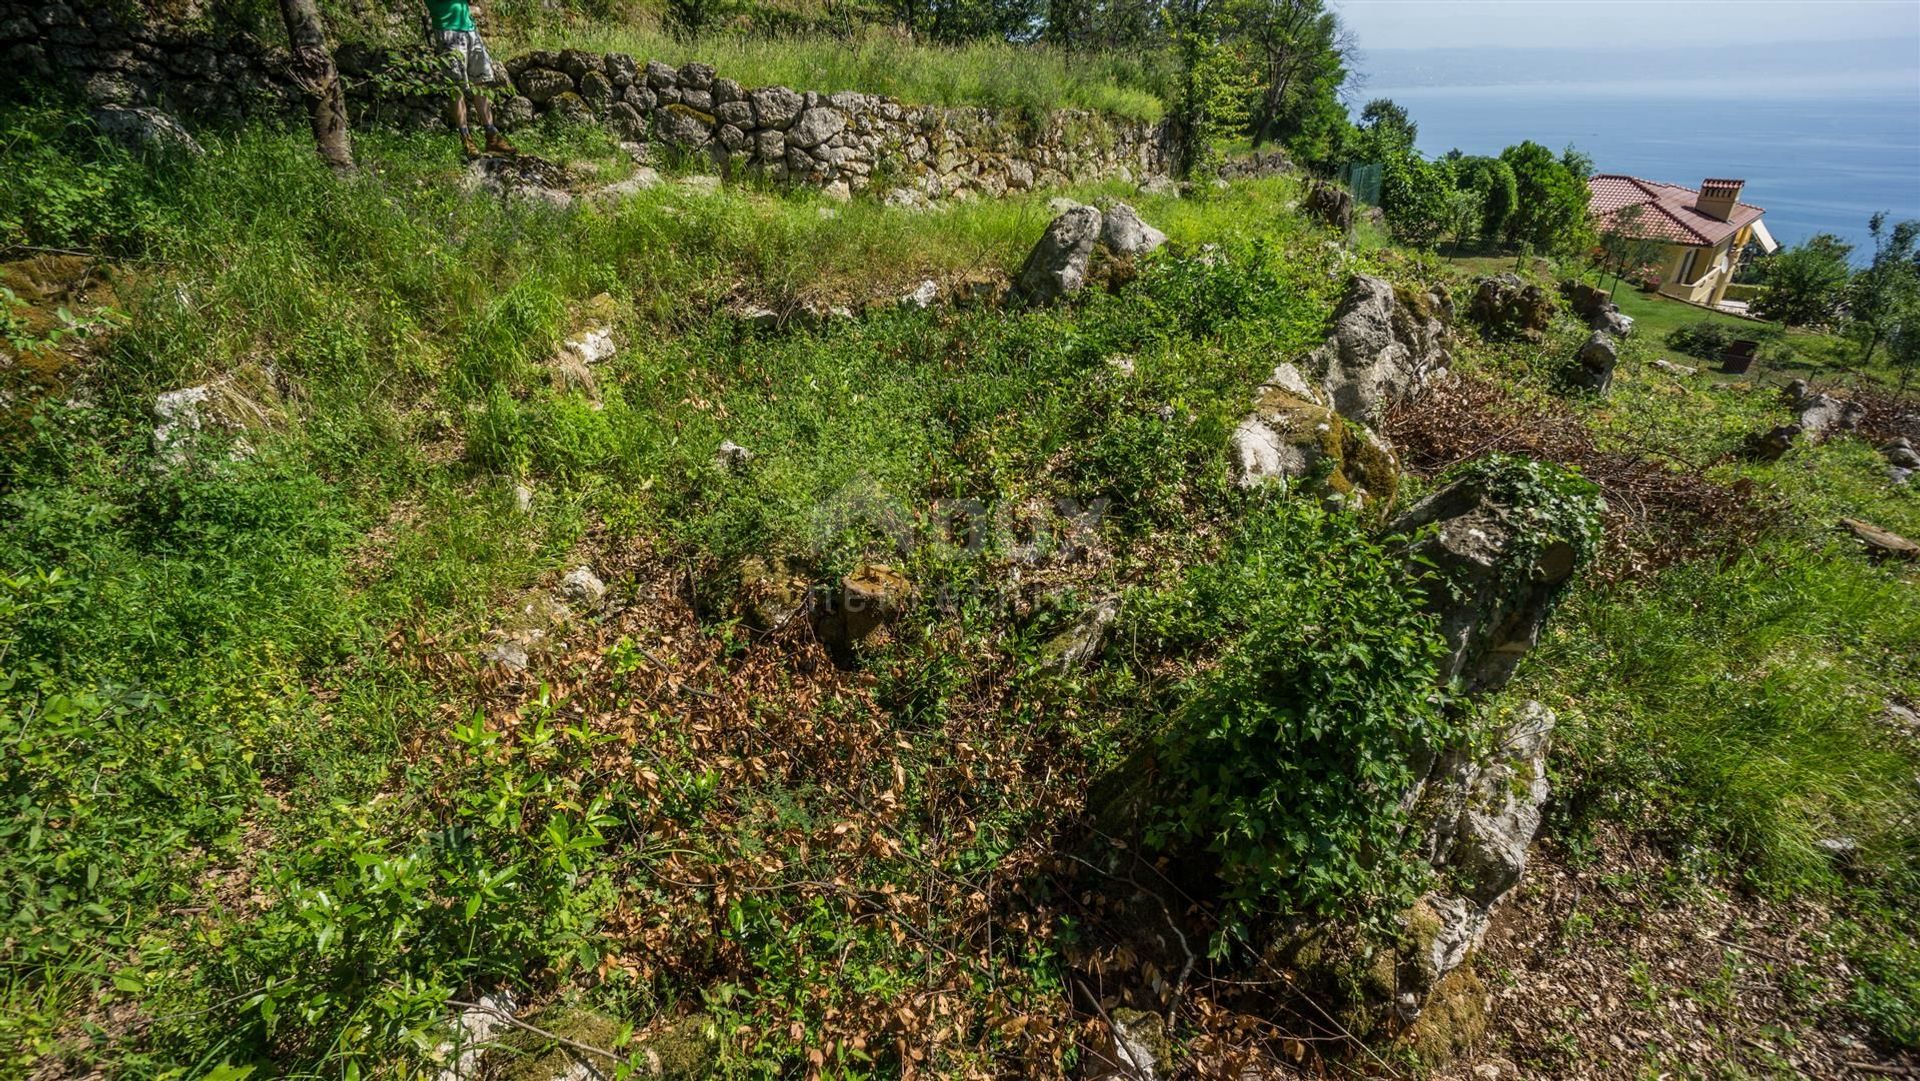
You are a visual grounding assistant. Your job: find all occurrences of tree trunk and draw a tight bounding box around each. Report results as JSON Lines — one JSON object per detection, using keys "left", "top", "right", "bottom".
{"left": 277, "top": 0, "right": 353, "bottom": 174}
{"left": 1861, "top": 328, "right": 1883, "bottom": 368}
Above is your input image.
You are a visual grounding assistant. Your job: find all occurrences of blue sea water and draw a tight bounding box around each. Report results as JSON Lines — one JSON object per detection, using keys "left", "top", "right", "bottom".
{"left": 1367, "top": 71, "right": 1920, "bottom": 261}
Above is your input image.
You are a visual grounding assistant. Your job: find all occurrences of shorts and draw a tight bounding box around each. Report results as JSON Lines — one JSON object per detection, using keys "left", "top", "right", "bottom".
{"left": 432, "top": 29, "right": 494, "bottom": 87}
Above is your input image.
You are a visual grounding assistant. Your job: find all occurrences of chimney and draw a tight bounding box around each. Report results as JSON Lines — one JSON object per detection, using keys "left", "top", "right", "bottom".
{"left": 1697, "top": 178, "right": 1744, "bottom": 222}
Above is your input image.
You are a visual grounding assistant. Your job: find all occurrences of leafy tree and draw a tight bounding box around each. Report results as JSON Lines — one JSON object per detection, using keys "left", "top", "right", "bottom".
{"left": 1559, "top": 143, "right": 1594, "bottom": 180}
{"left": 1440, "top": 180, "right": 1482, "bottom": 259}
{"left": 1846, "top": 213, "right": 1920, "bottom": 366}
{"left": 1358, "top": 97, "right": 1416, "bottom": 149}
{"left": 1887, "top": 315, "right": 1920, "bottom": 393}
{"left": 1753, "top": 233, "right": 1854, "bottom": 326}
{"left": 1596, "top": 204, "right": 1665, "bottom": 296}
{"left": 1225, "top": 0, "right": 1351, "bottom": 150}
{"left": 1169, "top": 20, "right": 1256, "bottom": 179}
{"left": 1378, "top": 149, "right": 1450, "bottom": 248}
{"left": 1453, "top": 155, "right": 1517, "bottom": 246}
{"left": 1499, "top": 140, "right": 1590, "bottom": 255}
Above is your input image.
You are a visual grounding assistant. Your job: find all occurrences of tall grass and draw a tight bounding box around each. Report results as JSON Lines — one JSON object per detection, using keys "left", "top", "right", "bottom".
{"left": 504, "top": 24, "right": 1170, "bottom": 120}
{"left": 1527, "top": 538, "right": 1920, "bottom": 889}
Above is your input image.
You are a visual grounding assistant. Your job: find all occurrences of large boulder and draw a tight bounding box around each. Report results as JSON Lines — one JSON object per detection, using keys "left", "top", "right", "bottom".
{"left": 1015, "top": 205, "right": 1103, "bottom": 305}
{"left": 1386, "top": 460, "right": 1599, "bottom": 695}
{"left": 1787, "top": 382, "right": 1866, "bottom": 440}
{"left": 1098, "top": 201, "right": 1166, "bottom": 257}
{"left": 1230, "top": 364, "right": 1399, "bottom": 514}
{"left": 1467, "top": 273, "right": 1553, "bottom": 343}
{"left": 1399, "top": 702, "right": 1555, "bottom": 1007}
{"left": 1309, "top": 275, "right": 1452, "bottom": 426}
{"left": 92, "top": 106, "right": 202, "bottom": 156}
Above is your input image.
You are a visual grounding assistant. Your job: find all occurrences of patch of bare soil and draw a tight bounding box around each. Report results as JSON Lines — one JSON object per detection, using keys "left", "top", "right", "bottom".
{"left": 1433, "top": 827, "right": 1918, "bottom": 1080}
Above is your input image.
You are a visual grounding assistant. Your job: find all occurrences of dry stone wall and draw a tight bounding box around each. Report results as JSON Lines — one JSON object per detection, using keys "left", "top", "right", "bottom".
{"left": 1, "top": 3, "right": 1171, "bottom": 201}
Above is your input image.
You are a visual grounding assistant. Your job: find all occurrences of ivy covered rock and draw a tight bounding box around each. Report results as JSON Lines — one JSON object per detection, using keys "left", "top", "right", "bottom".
{"left": 1386, "top": 454, "right": 1602, "bottom": 694}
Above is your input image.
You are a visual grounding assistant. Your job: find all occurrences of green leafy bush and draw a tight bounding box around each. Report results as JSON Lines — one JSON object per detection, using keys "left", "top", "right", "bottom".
{"left": 1667, "top": 319, "right": 1734, "bottom": 360}
{"left": 0, "top": 103, "right": 166, "bottom": 252}
{"left": 1142, "top": 500, "right": 1451, "bottom": 942}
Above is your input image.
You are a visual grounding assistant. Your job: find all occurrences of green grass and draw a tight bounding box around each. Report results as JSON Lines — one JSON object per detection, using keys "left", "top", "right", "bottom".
{"left": 5, "top": 99, "right": 1919, "bottom": 1075}
{"left": 502, "top": 25, "right": 1170, "bottom": 121}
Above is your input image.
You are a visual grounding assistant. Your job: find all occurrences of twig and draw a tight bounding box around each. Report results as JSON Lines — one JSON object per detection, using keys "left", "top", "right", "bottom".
{"left": 444, "top": 998, "right": 623, "bottom": 1064}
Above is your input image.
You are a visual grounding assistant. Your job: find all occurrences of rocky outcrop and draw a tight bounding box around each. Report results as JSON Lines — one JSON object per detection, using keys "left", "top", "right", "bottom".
{"left": 1016, "top": 205, "right": 1104, "bottom": 304}
{"left": 91, "top": 104, "right": 203, "bottom": 155}
{"left": 1559, "top": 279, "right": 1633, "bottom": 337}
{"left": 1015, "top": 202, "right": 1168, "bottom": 305}
{"left": 1405, "top": 701, "right": 1555, "bottom": 1002}
{"left": 1305, "top": 181, "right": 1353, "bottom": 232}
{"left": 1098, "top": 202, "right": 1167, "bottom": 257}
{"left": 1310, "top": 276, "right": 1452, "bottom": 426}
{"left": 1467, "top": 274, "right": 1553, "bottom": 343}
{"left": 1387, "top": 463, "right": 1595, "bottom": 696}
{"left": 1229, "top": 364, "right": 1399, "bottom": 514}
{"left": 1747, "top": 381, "right": 1867, "bottom": 460}
{"left": 1570, "top": 330, "right": 1619, "bottom": 393}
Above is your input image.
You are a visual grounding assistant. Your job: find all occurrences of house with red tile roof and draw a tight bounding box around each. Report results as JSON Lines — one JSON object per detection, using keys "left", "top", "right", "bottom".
{"left": 1588, "top": 175, "right": 1778, "bottom": 307}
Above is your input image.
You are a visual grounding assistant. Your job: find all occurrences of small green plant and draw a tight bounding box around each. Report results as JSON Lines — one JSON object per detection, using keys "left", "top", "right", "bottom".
{"left": 1142, "top": 500, "right": 1453, "bottom": 948}
{"left": 1666, "top": 319, "right": 1734, "bottom": 360}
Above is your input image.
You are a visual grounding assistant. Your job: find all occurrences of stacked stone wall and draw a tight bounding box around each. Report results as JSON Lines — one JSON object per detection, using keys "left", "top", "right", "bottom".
{"left": 1, "top": 4, "right": 1170, "bottom": 200}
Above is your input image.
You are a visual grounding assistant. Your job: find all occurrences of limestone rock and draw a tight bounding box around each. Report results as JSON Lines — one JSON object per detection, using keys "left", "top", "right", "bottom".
{"left": 1037, "top": 597, "right": 1121, "bottom": 674}
{"left": 433, "top": 989, "right": 519, "bottom": 1081}
{"left": 1305, "top": 181, "right": 1353, "bottom": 232}
{"left": 736, "top": 555, "right": 811, "bottom": 629}
{"left": 714, "top": 439, "right": 754, "bottom": 470}
{"left": 1883, "top": 437, "right": 1920, "bottom": 469}
{"left": 1651, "top": 358, "right": 1698, "bottom": 376}
{"left": 1559, "top": 279, "right": 1632, "bottom": 336}
{"left": 1310, "top": 275, "right": 1452, "bottom": 425}
{"left": 1467, "top": 274, "right": 1553, "bottom": 343}
{"left": 516, "top": 67, "right": 572, "bottom": 104}
{"left": 900, "top": 279, "right": 939, "bottom": 309}
{"left": 785, "top": 106, "right": 846, "bottom": 149}
{"left": 92, "top": 105, "right": 201, "bottom": 155}
{"left": 1571, "top": 330, "right": 1619, "bottom": 393}
{"left": 1015, "top": 205, "right": 1102, "bottom": 305}
{"left": 1230, "top": 385, "right": 1399, "bottom": 514}
{"left": 1792, "top": 389, "right": 1866, "bottom": 441}
{"left": 559, "top": 565, "right": 607, "bottom": 604}
{"left": 1401, "top": 701, "right": 1556, "bottom": 1007}
{"left": 749, "top": 85, "right": 804, "bottom": 129}
{"left": 1097, "top": 201, "right": 1166, "bottom": 256}
{"left": 1387, "top": 474, "right": 1589, "bottom": 695}
{"left": 654, "top": 104, "right": 712, "bottom": 147}
{"left": 1085, "top": 1007, "right": 1172, "bottom": 1080}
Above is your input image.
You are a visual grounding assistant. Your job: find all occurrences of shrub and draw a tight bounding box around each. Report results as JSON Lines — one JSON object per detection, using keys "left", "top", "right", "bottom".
{"left": 1142, "top": 500, "right": 1452, "bottom": 946}
{"left": 0, "top": 103, "right": 166, "bottom": 252}
{"left": 1667, "top": 319, "right": 1733, "bottom": 360}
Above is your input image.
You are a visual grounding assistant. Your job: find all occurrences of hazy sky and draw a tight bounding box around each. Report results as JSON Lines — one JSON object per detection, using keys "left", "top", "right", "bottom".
{"left": 1338, "top": 0, "right": 1920, "bottom": 51}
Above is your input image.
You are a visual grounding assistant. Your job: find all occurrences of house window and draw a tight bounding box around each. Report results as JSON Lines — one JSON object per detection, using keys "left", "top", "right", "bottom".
{"left": 1679, "top": 248, "right": 1698, "bottom": 284}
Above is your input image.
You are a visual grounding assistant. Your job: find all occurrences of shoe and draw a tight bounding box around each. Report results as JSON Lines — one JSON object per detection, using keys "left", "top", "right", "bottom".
{"left": 460, "top": 131, "right": 480, "bottom": 159}
{"left": 484, "top": 130, "right": 517, "bottom": 156}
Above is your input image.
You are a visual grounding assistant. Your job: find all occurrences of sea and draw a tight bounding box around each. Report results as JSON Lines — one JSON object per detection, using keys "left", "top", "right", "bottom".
{"left": 1360, "top": 42, "right": 1920, "bottom": 262}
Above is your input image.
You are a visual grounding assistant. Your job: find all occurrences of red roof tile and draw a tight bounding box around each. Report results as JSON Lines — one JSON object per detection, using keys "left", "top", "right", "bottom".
{"left": 1588, "top": 174, "right": 1765, "bottom": 247}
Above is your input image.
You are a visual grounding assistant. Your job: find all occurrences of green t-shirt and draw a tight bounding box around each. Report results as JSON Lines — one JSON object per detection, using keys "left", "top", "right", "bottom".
{"left": 427, "top": 0, "right": 475, "bottom": 32}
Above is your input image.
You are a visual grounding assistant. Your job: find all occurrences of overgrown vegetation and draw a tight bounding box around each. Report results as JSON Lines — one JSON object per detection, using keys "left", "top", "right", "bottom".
{"left": 3, "top": 69, "right": 1918, "bottom": 1078}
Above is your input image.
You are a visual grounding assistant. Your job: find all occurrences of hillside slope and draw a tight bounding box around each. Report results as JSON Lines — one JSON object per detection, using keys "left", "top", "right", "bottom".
{"left": 2, "top": 102, "right": 1918, "bottom": 1080}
